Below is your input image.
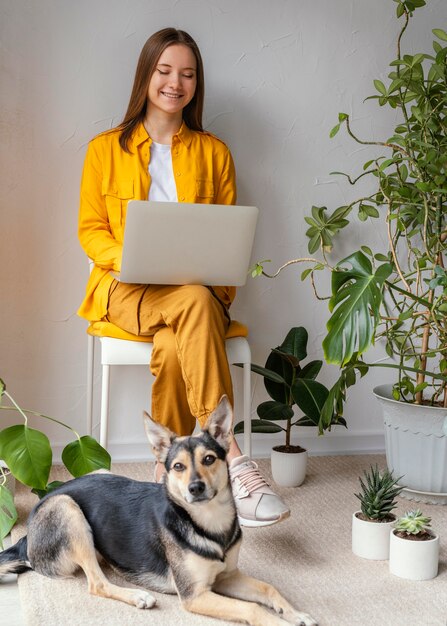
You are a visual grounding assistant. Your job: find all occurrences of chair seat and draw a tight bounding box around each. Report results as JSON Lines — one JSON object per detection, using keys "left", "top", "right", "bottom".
{"left": 87, "top": 319, "right": 248, "bottom": 341}
{"left": 86, "top": 318, "right": 252, "bottom": 456}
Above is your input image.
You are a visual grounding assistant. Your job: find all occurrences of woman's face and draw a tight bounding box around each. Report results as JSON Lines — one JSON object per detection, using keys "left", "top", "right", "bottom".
{"left": 147, "top": 44, "right": 197, "bottom": 117}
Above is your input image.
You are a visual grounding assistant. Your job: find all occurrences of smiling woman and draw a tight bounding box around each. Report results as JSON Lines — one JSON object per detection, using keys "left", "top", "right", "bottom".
{"left": 77, "top": 27, "right": 290, "bottom": 528}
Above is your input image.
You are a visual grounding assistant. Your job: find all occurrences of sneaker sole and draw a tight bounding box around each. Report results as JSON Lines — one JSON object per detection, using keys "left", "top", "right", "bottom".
{"left": 238, "top": 509, "right": 290, "bottom": 528}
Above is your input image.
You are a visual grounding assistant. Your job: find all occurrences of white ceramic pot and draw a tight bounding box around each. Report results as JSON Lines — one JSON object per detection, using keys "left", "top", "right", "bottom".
{"left": 389, "top": 529, "right": 439, "bottom": 580}
{"left": 351, "top": 511, "right": 395, "bottom": 560}
{"left": 270, "top": 447, "right": 308, "bottom": 487}
{"left": 373, "top": 384, "right": 447, "bottom": 505}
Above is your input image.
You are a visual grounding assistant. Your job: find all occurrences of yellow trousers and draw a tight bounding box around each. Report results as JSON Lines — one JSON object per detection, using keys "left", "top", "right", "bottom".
{"left": 105, "top": 282, "right": 234, "bottom": 435}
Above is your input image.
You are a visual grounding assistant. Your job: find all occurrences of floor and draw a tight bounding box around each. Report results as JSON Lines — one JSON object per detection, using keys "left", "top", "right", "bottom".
{"left": 0, "top": 535, "right": 25, "bottom": 626}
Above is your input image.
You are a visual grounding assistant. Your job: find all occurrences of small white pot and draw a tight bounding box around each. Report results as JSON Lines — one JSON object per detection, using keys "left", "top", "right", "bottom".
{"left": 0, "top": 460, "right": 16, "bottom": 496}
{"left": 270, "top": 447, "right": 308, "bottom": 487}
{"left": 352, "top": 512, "right": 395, "bottom": 560}
{"left": 389, "top": 529, "right": 439, "bottom": 580}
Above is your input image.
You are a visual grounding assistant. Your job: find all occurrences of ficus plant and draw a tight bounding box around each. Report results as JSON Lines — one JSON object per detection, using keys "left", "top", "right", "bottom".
{"left": 234, "top": 327, "right": 346, "bottom": 448}
{"left": 253, "top": 0, "right": 447, "bottom": 414}
{"left": 0, "top": 378, "right": 111, "bottom": 546}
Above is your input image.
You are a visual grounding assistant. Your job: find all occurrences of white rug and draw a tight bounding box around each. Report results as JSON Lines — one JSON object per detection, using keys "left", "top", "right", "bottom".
{"left": 11, "top": 455, "right": 447, "bottom": 626}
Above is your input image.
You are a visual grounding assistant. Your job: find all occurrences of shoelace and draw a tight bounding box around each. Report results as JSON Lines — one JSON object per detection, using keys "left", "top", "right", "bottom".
{"left": 233, "top": 462, "right": 270, "bottom": 494}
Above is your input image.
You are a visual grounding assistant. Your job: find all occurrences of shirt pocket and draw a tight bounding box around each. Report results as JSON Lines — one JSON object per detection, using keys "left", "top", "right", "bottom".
{"left": 102, "top": 179, "right": 134, "bottom": 239}
{"left": 195, "top": 179, "right": 215, "bottom": 203}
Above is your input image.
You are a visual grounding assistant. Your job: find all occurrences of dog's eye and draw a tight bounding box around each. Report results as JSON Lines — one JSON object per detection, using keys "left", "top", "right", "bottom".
{"left": 173, "top": 462, "right": 185, "bottom": 472}
{"left": 203, "top": 455, "right": 216, "bottom": 466}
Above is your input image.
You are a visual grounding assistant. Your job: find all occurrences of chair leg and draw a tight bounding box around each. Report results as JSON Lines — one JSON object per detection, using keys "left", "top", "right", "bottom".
{"left": 243, "top": 361, "right": 252, "bottom": 458}
{"left": 86, "top": 334, "right": 95, "bottom": 436}
{"left": 100, "top": 364, "right": 110, "bottom": 449}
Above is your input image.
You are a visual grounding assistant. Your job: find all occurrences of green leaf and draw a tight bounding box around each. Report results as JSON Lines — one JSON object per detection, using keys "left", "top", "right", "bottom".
{"left": 31, "top": 480, "right": 66, "bottom": 499}
{"left": 323, "top": 252, "right": 393, "bottom": 365}
{"left": 263, "top": 352, "right": 292, "bottom": 403}
{"left": 298, "top": 360, "right": 323, "bottom": 380}
{"left": 279, "top": 327, "right": 308, "bottom": 360}
{"left": 330, "top": 123, "right": 341, "bottom": 138}
{"left": 301, "top": 268, "right": 313, "bottom": 281}
{"left": 361, "top": 246, "right": 373, "bottom": 257}
{"left": 433, "top": 28, "right": 447, "bottom": 42}
{"left": 374, "top": 79, "right": 387, "bottom": 95}
{"left": 291, "top": 379, "right": 329, "bottom": 424}
{"left": 61, "top": 436, "right": 111, "bottom": 478}
{"left": 245, "top": 363, "right": 287, "bottom": 385}
{"left": 233, "top": 419, "right": 284, "bottom": 434}
{"left": 257, "top": 401, "right": 294, "bottom": 421}
{"left": 0, "top": 484, "right": 17, "bottom": 548}
{"left": 0, "top": 425, "right": 52, "bottom": 489}
{"left": 0, "top": 378, "right": 5, "bottom": 400}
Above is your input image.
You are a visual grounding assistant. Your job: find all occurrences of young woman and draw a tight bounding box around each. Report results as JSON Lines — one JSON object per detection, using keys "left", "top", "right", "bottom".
{"left": 78, "top": 28, "right": 289, "bottom": 527}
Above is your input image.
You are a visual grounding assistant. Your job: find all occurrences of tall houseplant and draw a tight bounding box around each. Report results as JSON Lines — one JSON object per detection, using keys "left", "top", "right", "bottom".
{"left": 0, "top": 378, "right": 111, "bottom": 546}
{"left": 252, "top": 0, "right": 447, "bottom": 500}
{"left": 234, "top": 327, "right": 345, "bottom": 486}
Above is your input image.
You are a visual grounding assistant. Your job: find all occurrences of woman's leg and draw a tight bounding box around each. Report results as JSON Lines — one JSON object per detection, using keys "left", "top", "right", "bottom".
{"left": 106, "top": 282, "right": 233, "bottom": 426}
{"left": 150, "top": 326, "right": 196, "bottom": 436}
{"left": 106, "top": 281, "right": 289, "bottom": 525}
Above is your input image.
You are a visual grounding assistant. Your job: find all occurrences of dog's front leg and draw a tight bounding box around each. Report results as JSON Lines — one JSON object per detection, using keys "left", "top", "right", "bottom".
{"left": 213, "top": 570, "right": 317, "bottom": 626}
{"left": 183, "top": 589, "right": 294, "bottom": 626}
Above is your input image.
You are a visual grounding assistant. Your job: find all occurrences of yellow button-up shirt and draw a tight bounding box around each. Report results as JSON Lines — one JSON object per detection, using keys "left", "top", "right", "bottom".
{"left": 78, "top": 122, "right": 237, "bottom": 321}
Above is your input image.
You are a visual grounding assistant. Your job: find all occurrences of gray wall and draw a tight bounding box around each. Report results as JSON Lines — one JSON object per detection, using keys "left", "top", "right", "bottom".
{"left": 1, "top": 0, "right": 444, "bottom": 459}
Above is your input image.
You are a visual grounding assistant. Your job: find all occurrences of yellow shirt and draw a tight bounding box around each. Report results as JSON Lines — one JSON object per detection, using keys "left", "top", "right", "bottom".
{"left": 78, "top": 122, "right": 237, "bottom": 321}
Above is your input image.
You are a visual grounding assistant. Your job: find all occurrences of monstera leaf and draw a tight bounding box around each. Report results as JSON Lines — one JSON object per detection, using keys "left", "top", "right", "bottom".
{"left": 323, "top": 251, "right": 392, "bottom": 365}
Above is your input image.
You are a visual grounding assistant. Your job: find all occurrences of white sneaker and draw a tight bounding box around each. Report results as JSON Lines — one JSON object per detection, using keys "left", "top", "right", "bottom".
{"left": 229, "top": 455, "right": 290, "bottom": 527}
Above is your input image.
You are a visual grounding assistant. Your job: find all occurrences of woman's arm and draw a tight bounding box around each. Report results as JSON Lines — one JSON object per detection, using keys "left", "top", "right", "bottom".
{"left": 78, "top": 139, "right": 123, "bottom": 272}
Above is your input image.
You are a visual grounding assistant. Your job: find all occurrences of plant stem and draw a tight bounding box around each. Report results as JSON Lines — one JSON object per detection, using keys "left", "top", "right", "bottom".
{"left": 3, "top": 392, "right": 28, "bottom": 425}
{"left": 0, "top": 404, "right": 81, "bottom": 440}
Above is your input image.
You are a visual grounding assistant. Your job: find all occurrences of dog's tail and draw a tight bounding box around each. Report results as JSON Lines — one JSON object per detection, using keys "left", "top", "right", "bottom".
{"left": 0, "top": 536, "right": 31, "bottom": 576}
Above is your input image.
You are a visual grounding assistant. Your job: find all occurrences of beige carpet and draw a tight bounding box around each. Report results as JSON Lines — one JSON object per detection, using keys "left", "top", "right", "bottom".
{"left": 10, "top": 455, "right": 447, "bottom": 626}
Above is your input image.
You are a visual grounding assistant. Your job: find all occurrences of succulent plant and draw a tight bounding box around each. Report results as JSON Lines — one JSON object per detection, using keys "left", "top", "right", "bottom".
{"left": 355, "top": 465, "right": 403, "bottom": 521}
{"left": 394, "top": 509, "right": 432, "bottom": 536}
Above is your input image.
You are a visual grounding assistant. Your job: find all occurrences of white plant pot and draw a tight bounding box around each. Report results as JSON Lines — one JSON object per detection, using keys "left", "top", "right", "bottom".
{"left": 389, "top": 529, "right": 439, "bottom": 580}
{"left": 270, "top": 447, "right": 308, "bottom": 487}
{"left": 373, "top": 384, "right": 447, "bottom": 505}
{"left": 0, "top": 460, "right": 15, "bottom": 496}
{"left": 352, "top": 511, "right": 395, "bottom": 560}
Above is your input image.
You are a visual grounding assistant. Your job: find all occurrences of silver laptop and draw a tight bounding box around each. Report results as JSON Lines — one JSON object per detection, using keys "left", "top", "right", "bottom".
{"left": 116, "top": 200, "right": 259, "bottom": 286}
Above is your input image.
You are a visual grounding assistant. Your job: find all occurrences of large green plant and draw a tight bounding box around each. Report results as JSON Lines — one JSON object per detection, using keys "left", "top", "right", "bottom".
{"left": 0, "top": 378, "right": 111, "bottom": 546}
{"left": 234, "top": 327, "right": 346, "bottom": 446}
{"left": 253, "top": 0, "right": 447, "bottom": 411}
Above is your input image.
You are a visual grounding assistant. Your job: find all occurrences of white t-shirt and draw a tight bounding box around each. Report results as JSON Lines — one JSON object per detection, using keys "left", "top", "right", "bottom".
{"left": 148, "top": 141, "right": 178, "bottom": 202}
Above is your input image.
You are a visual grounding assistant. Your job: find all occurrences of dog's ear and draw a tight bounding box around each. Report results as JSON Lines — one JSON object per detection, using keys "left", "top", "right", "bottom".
{"left": 204, "top": 395, "right": 233, "bottom": 451}
{"left": 143, "top": 411, "right": 176, "bottom": 462}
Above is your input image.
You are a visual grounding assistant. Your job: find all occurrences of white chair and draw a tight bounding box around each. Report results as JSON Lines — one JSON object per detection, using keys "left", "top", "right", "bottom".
{"left": 86, "top": 324, "right": 252, "bottom": 457}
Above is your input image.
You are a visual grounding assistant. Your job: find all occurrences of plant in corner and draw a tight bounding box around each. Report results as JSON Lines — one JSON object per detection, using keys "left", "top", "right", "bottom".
{"left": 252, "top": 0, "right": 447, "bottom": 501}
{"left": 390, "top": 509, "right": 440, "bottom": 579}
{"left": 0, "top": 378, "right": 111, "bottom": 547}
{"left": 234, "top": 327, "right": 346, "bottom": 487}
{"left": 352, "top": 464, "right": 403, "bottom": 560}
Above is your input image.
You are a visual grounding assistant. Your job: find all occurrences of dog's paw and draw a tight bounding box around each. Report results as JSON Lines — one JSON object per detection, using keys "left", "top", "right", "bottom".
{"left": 293, "top": 613, "right": 318, "bottom": 626}
{"left": 133, "top": 590, "right": 157, "bottom": 609}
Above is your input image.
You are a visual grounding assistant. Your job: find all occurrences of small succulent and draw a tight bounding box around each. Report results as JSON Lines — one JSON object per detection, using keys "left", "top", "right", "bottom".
{"left": 355, "top": 465, "right": 403, "bottom": 521}
{"left": 394, "top": 509, "right": 432, "bottom": 536}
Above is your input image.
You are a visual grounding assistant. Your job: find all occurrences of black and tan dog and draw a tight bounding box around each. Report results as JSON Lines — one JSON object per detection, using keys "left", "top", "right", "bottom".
{"left": 0, "top": 396, "right": 317, "bottom": 626}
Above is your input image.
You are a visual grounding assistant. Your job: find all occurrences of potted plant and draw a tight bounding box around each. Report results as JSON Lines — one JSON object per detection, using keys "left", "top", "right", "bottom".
{"left": 0, "top": 378, "right": 111, "bottom": 547}
{"left": 389, "top": 509, "right": 440, "bottom": 579}
{"left": 251, "top": 0, "right": 447, "bottom": 502}
{"left": 352, "top": 465, "right": 403, "bottom": 560}
{"left": 234, "top": 327, "right": 345, "bottom": 487}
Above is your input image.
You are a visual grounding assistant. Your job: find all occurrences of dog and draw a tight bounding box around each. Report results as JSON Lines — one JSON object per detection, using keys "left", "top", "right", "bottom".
{"left": 0, "top": 396, "right": 317, "bottom": 626}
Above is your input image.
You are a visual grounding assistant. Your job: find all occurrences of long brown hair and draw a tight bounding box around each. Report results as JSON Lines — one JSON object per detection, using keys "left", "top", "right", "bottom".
{"left": 118, "top": 28, "right": 204, "bottom": 152}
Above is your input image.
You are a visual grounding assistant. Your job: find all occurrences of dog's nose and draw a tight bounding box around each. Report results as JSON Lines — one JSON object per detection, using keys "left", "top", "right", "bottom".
{"left": 188, "top": 480, "right": 206, "bottom": 496}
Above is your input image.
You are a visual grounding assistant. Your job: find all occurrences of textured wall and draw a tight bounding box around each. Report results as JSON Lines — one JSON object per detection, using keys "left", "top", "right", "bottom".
{"left": 1, "top": 0, "right": 444, "bottom": 459}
